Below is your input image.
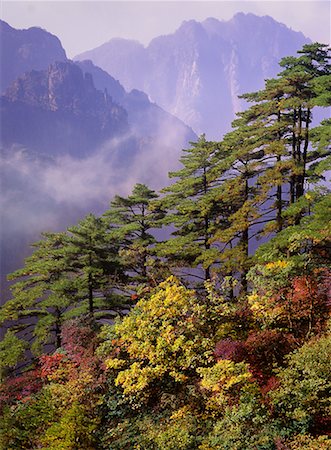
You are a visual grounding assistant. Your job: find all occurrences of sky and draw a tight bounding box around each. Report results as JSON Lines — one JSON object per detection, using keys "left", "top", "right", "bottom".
{"left": 1, "top": 1, "right": 330, "bottom": 58}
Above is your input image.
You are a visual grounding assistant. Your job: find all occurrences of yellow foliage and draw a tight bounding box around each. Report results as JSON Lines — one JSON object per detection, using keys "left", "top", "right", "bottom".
{"left": 105, "top": 357, "right": 126, "bottom": 370}
{"left": 265, "top": 260, "right": 288, "bottom": 270}
{"left": 197, "top": 360, "right": 253, "bottom": 412}
{"left": 198, "top": 360, "right": 252, "bottom": 393}
{"left": 285, "top": 434, "right": 331, "bottom": 450}
{"left": 102, "top": 276, "right": 220, "bottom": 398}
{"left": 247, "top": 291, "right": 285, "bottom": 324}
{"left": 170, "top": 406, "right": 191, "bottom": 420}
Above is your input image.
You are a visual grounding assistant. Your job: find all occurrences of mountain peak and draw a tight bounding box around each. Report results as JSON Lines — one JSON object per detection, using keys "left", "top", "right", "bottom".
{"left": 179, "top": 19, "right": 200, "bottom": 29}
{"left": 0, "top": 19, "right": 67, "bottom": 92}
{"left": 74, "top": 13, "right": 310, "bottom": 139}
{"left": 2, "top": 60, "right": 129, "bottom": 156}
{"left": 0, "top": 19, "right": 12, "bottom": 30}
{"left": 232, "top": 12, "right": 273, "bottom": 21}
{"left": 231, "top": 12, "right": 307, "bottom": 39}
{"left": 5, "top": 60, "right": 115, "bottom": 115}
{"left": 78, "top": 37, "right": 145, "bottom": 59}
{"left": 176, "top": 19, "right": 205, "bottom": 37}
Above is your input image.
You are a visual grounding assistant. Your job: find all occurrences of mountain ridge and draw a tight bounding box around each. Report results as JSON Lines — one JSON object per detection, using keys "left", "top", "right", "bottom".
{"left": 75, "top": 59, "right": 196, "bottom": 140}
{"left": 1, "top": 60, "right": 129, "bottom": 156}
{"left": 0, "top": 19, "right": 68, "bottom": 93}
{"left": 75, "top": 13, "right": 310, "bottom": 138}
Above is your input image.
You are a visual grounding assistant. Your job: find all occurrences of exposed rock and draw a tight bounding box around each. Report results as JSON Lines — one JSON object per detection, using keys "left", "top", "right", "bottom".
{"left": 75, "top": 13, "right": 310, "bottom": 138}
{"left": 1, "top": 61, "right": 128, "bottom": 156}
{"left": 0, "top": 19, "right": 67, "bottom": 93}
{"left": 76, "top": 60, "right": 196, "bottom": 140}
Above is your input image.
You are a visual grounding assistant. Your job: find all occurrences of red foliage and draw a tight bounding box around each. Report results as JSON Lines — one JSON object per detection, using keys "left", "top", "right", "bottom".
{"left": 273, "top": 269, "right": 331, "bottom": 337}
{"left": 0, "top": 369, "right": 42, "bottom": 410}
{"left": 214, "top": 339, "right": 246, "bottom": 363}
{"left": 274, "top": 438, "right": 290, "bottom": 450}
{"left": 38, "top": 319, "right": 104, "bottom": 385}
{"left": 260, "top": 376, "right": 280, "bottom": 399}
{"left": 61, "top": 318, "right": 99, "bottom": 365}
{"left": 233, "top": 302, "right": 254, "bottom": 334}
{"left": 310, "top": 415, "right": 331, "bottom": 436}
{"left": 40, "top": 352, "right": 65, "bottom": 370}
{"left": 39, "top": 352, "right": 78, "bottom": 384}
{"left": 60, "top": 318, "right": 106, "bottom": 387}
{"left": 244, "top": 330, "right": 296, "bottom": 384}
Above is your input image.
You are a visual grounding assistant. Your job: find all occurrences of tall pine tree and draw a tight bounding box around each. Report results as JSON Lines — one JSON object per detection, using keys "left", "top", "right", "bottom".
{"left": 65, "top": 213, "right": 125, "bottom": 317}
{"left": 156, "top": 135, "right": 229, "bottom": 281}
{"left": 103, "top": 184, "right": 164, "bottom": 289}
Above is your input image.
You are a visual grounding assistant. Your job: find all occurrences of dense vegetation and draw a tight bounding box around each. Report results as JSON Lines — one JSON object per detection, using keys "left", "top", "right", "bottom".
{"left": 0, "top": 43, "right": 330, "bottom": 449}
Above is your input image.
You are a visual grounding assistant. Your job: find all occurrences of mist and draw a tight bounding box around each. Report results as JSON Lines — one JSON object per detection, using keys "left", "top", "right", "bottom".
{"left": 0, "top": 117, "right": 194, "bottom": 301}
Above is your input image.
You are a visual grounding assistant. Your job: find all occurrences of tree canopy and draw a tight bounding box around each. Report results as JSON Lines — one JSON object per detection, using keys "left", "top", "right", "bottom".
{"left": 0, "top": 42, "right": 330, "bottom": 449}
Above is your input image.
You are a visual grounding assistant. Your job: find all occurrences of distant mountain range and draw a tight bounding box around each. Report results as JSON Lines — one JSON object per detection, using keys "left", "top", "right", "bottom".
{"left": 0, "top": 14, "right": 310, "bottom": 296}
{"left": 75, "top": 13, "right": 310, "bottom": 138}
{"left": 0, "top": 20, "right": 195, "bottom": 159}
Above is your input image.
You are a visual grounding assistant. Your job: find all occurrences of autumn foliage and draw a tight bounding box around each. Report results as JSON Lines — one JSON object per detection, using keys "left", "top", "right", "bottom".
{"left": 0, "top": 43, "right": 330, "bottom": 449}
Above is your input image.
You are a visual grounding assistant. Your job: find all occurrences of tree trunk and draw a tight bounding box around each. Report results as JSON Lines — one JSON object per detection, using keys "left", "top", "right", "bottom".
{"left": 88, "top": 273, "right": 94, "bottom": 315}
{"left": 290, "top": 109, "right": 297, "bottom": 204}
{"left": 241, "top": 176, "right": 249, "bottom": 294}
{"left": 295, "top": 106, "right": 303, "bottom": 201}
{"left": 276, "top": 109, "right": 283, "bottom": 232}
{"left": 55, "top": 314, "right": 62, "bottom": 349}
{"left": 203, "top": 166, "right": 211, "bottom": 281}
{"left": 297, "top": 108, "right": 310, "bottom": 199}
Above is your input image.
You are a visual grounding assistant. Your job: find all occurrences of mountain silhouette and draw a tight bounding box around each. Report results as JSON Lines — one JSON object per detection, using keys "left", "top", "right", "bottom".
{"left": 75, "top": 13, "right": 310, "bottom": 138}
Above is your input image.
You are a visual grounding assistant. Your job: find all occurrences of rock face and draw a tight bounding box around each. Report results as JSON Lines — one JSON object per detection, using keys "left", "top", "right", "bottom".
{"left": 1, "top": 61, "right": 129, "bottom": 156}
{"left": 75, "top": 59, "right": 196, "bottom": 140}
{"left": 0, "top": 19, "right": 67, "bottom": 93}
{"left": 75, "top": 13, "right": 310, "bottom": 138}
{"left": 1, "top": 58, "right": 196, "bottom": 157}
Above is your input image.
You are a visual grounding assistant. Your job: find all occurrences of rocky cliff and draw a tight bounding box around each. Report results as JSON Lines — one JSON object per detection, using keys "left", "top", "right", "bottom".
{"left": 1, "top": 61, "right": 128, "bottom": 156}
{"left": 75, "top": 59, "right": 196, "bottom": 140}
{"left": 0, "top": 19, "right": 67, "bottom": 93}
{"left": 75, "top": 13, "right": 310, "bottom": 138}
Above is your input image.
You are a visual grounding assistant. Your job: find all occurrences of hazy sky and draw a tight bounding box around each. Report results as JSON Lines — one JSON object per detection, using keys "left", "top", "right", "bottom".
{"left": 1, "top": 1, "right": 330, "bottom": 57}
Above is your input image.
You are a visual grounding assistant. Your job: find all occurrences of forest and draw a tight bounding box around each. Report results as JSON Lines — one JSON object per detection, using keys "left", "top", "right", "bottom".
{"left": 0, "top": 43, "right": 330, "bottom": 449}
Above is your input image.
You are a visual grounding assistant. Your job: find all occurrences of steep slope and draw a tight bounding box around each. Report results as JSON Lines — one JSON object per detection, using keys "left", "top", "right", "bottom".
{"left": 1, "top": 61, "right": 128, "bottom": 156}
{"left": 75, "top": 59, "right": 196, "bottom": 140}
{"left": 0, "top": 19, "right": 67, "bottom": 93}
{"left": 75, "top": 13, "right": 310, "bottom": 138}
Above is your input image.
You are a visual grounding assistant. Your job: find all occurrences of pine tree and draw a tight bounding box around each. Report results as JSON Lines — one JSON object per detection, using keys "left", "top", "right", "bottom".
{"left": 212, "top": 119, "right": 273, "bottom": 292}
{"left": 0, "top": 214, "right": 126, "bottom": 371}
{"left": 0, "top": 232, "right": 71, "bottom": 364}
{"left": 65, "top": 213, "right": 125, "bottom": 317}
{"left": 277, "top": 43, "right": 330, "bottom": 204}
{"left": 223, "top": 43, "right": 331, "bottom": 241}
{"left": 238, "top": 76, "right": 291, "bottom": 233}
{"left": 103, "top": 184, "right": 164, "bottom": 288}
{"left": 155, "top": 135, "right": 228, "bottom": 281}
